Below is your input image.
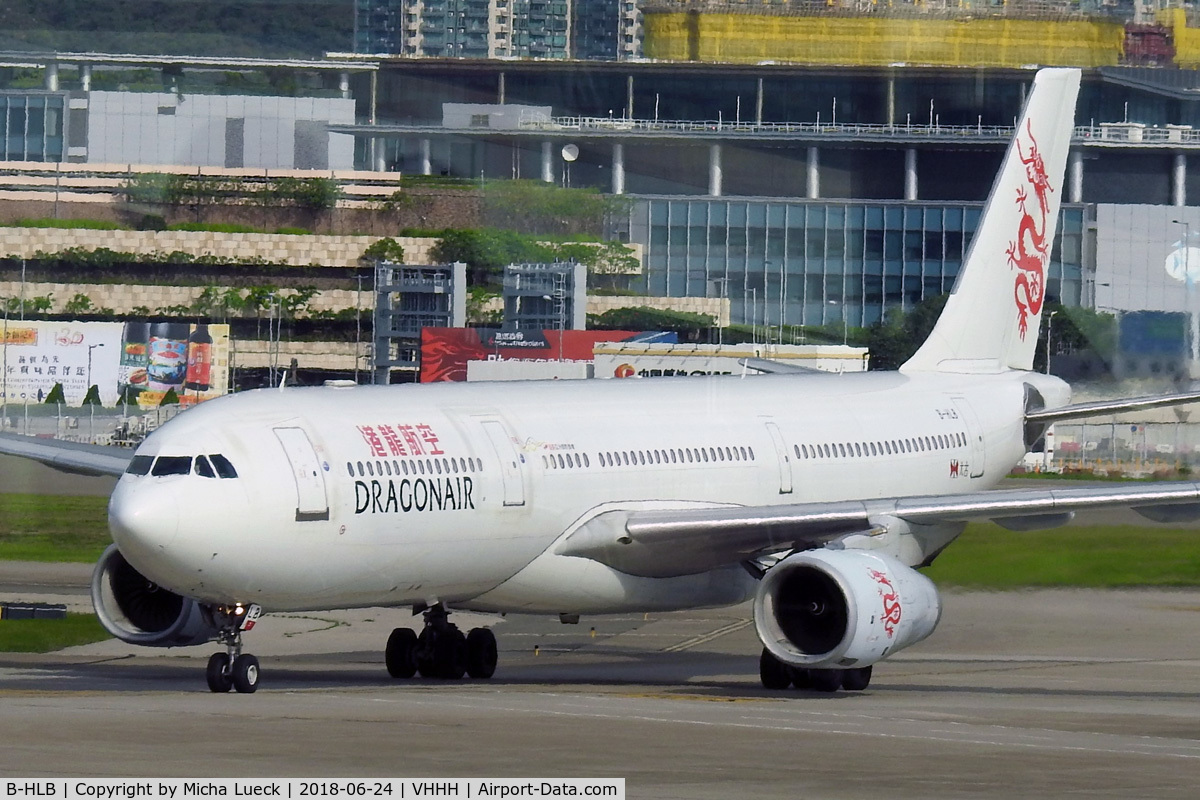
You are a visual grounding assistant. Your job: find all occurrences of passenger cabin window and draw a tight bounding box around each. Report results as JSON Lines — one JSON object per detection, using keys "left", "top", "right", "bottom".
{"left": 125, "top": 455, "right": 153, "bottom": 475}
{"left": 152, "top": 456, "right": 192, "bottom": 476}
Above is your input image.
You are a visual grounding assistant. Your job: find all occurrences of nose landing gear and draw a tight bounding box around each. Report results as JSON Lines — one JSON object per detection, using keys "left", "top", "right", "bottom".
{"left": 205, "top": 604, "right": 262, "bottom": 694}
{"left": 385, "top": 604, "right": 497, "bottom": 681}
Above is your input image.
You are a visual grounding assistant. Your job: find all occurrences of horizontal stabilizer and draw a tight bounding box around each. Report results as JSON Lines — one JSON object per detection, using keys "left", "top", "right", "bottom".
{"left": 738, "top": 358, "right": 827, "bottom": 375}
{"left": 1026, "top": 390, "right": 1200, "bottom": 424}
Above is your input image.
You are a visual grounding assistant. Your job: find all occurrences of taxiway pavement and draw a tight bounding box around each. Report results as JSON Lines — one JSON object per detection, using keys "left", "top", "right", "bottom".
{"left": 1, "top": 582, "right": 1199, "bottom": 798}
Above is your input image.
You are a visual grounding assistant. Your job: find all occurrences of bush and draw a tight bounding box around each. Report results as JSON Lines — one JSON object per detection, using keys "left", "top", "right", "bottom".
{"left": 588, "top": 306, "right": 716, "bottom": 337}
{"left": 168, "top": 222, "right": 259, "bottom": 233}
{"left": 10, "top": 218, "right": 123, "bottom": 230}
{"left": 482, "top": 180, "right": 633, "bottom": 237}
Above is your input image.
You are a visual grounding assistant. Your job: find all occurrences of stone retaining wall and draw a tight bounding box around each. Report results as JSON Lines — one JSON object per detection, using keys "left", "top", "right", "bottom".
{"left": 233, "top": 340, "right": 366, "bottom": 371}
{"left": 0, "top": 228, "right": 440, "bottom": 268}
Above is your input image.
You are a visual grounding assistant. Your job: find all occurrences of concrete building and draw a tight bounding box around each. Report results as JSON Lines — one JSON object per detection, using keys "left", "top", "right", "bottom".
{"left": 353, "top": 0, "right": 642, "bottom": 60}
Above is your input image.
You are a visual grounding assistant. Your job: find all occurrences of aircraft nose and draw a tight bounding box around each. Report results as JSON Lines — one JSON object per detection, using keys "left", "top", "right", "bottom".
{"left": 108, "top": 480, "right": 181, "bottom": 559}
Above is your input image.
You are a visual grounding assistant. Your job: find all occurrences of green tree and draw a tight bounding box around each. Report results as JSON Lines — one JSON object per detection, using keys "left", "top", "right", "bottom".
{"left": 481, "top": 180, "right": 632, "bottom": 237}
{"left": 431, "top": 228, "right": 553, "bottom": 285}
{"left": 361, "top": 237, "right": 405, "bottom": 265}
{"left": 63, "top": 293, "right": 96, "bottom": 315}
{"left": 589, "top": 307, "right": 716, "bottom": 341}
{"left": 159, "top": 388, "right": 180, "bottom": 406}
{"left": 81, "top": 385, "right": 102, "bottom": 407}
{"left": 866, "top": 294, "right": 950, "bottom": 370}
{"left": 43, "top": 383, "right": 65, "bottom": 404}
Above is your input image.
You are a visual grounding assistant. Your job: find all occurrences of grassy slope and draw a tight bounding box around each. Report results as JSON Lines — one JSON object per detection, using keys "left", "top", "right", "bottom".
{"left": 0, "top": 494, "right": 111, "bottom": 563}
{"left": 0, "top": 614, "right": 110, "bottom": 652}
{"left": 924, "top": 522, "right": 1200, "bottom": 588}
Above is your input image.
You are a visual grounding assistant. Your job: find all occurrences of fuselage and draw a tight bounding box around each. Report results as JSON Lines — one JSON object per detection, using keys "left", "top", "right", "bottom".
{"left": 107, "top": 369, "right": 1069, "bottom": 615}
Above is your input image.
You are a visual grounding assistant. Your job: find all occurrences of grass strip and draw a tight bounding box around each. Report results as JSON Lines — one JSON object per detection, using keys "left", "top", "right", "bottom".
{"left": 925, "top": 522, "right": 1200, "bottom": 588}
{"left": 0, "top": 613, "right": 110, "bottom": 652}
{"left": 0, "top": 493, "right": 111, "bottom": 563}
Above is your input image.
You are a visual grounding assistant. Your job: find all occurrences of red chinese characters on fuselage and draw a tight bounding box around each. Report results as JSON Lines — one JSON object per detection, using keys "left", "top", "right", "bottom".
{"left": 356, "top": 423, "right": 446, "bottom": 458}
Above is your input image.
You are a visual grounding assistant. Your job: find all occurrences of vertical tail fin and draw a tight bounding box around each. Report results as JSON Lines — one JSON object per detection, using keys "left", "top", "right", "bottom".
{"left": 901, "top": 68, "right": 1080, "bottom": 374}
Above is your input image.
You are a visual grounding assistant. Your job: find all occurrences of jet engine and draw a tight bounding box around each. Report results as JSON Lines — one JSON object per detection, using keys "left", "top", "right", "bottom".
{"left": 753, "top": 548, "right": 941, "bottom": 669}
{"left": 91, "top": 544, "right": 218, "bottom": 647}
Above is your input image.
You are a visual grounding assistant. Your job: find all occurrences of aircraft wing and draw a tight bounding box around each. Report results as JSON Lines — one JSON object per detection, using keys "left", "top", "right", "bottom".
{"left": 557, "top": 482, "right": 1200, "bottom": 578}
{"left": 0, "top": 432, "right": 132, "bottom": 477}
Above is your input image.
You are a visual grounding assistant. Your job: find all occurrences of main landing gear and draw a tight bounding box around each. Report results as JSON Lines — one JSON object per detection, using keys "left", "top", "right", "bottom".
{"left": 759, "top": 648, "right": 872, "bottom": 693}
{"left": 385, "top": 604, "right": 497, "bottom": 681}
{"left": 206, "top": 604, "right": 262, "bottom": 694}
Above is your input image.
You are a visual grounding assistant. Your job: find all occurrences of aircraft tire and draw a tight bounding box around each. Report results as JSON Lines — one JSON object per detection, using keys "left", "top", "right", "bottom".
{"left": 809, "top": 668, "right": 843, "bottom": 693}
{"left": 416, "top": 628, "right": 436, "bottom": 678}
{"left": 231, "top": 654, "right": 260, "bottom": 694}
{"left": 206, "top": 653, "right": 233, "bottom": 693}
{"left": 787, "top": 666, "right": 812, "bottom": 690}
{"left": 434, "top": 628, "right": 467, "bottom": 680}
{"left": 466, "top": 627, "right": 498, "bottom": 679}
{"left": 759, "top": 648, "right": 792, "bottom": 690}
{"left": 385, "top": 628, "right": 418, "bottom": 679}
{"left": 841, "top": 666, "right": 872, "bottom": 691}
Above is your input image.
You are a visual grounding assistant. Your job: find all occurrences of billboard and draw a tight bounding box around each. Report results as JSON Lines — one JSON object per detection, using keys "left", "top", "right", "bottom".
{"left": 1096, "top": 204, "right": 1200, "bottom": 314}
{"left": 1, "top": 320, "right": 230, "bottom": 408}
{"left": 420, "top": 328, "right": 676, "bottom": 383}
{"left": 119, "top": 322, "right": 231, "bottom": 408}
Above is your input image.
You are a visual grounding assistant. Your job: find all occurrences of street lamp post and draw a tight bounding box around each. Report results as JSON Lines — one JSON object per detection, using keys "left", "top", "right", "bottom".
{"left": 86, "top": 342, "right": 104, "bottom": 395}
{"left": 1, "top": 304, "right": 8, "bottom": 429}
{"left": 1172, "top": 219, "right": 1198, "bottom": 373}
{"left": 827, "top": 299, "right": 848, "bottom": 345}
{"left": 1045, "top": 309, "right": 1058, "bottom": 374}
{"left": 87, "top": 342, "right": 104, "bottom": 444}
{"left": 750, "top": 287, "right": 757, "bottom": 345}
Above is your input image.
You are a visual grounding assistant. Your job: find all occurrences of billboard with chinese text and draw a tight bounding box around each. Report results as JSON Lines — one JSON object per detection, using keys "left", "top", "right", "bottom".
{"left": 419, "top": 328, "right": 676, "bottom": 383}
{"left": 2, "top": 320, "right": 230, "bottom": 407}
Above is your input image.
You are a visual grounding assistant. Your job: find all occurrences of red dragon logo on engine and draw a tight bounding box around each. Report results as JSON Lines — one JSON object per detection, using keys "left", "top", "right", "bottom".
{"left": 1006, "top": 119, "right": 1054, "bottom": 340}
{"left": 868, "top": 568, "right": 902, "bottom": 639}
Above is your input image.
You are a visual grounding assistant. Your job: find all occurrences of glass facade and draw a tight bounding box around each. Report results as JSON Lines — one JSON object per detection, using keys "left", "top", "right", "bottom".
{"left": 1, "top": 92, "right": 66, "bottom": 162}
{"left": 630, "top": 198, "right": 1087, "bottom": 327}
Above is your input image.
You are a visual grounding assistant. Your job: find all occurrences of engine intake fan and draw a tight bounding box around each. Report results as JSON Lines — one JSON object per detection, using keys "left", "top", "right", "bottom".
{"left": 91, "top": 544, "right": 218, "bottom": 647}
{"left": 753, "top": 549, "right": 941, "bottom": 669}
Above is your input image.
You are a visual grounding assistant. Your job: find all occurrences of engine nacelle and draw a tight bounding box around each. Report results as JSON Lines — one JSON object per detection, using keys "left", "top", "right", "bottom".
{"left": 754, "top": 549, "right": 941, "bottom": 669}
{"left": 91, "top": 544, "right": 218, "bottom": 647}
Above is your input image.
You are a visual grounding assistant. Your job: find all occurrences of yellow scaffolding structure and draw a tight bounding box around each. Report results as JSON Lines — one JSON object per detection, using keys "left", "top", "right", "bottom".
{"left": 644, "top": 12, "right": 1126, "bottom": 68}
{"left": 1158, "top": 9, "right": 1200, "bottom": 69}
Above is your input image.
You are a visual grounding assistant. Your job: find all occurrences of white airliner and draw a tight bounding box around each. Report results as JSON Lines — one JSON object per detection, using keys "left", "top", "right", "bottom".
{"left": 7, "top": 67, "right": 1200, "bottom": 695}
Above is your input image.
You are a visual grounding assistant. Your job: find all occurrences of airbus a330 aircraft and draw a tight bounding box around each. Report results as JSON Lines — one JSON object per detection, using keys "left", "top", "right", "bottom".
{"left": 8, "top": 67, "right": 1200, "bottom": 695}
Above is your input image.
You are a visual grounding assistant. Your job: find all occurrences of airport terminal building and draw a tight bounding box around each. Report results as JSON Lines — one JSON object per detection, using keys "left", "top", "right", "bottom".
{"left": 0, "top": 46, "right": 1196, "bottom": 331}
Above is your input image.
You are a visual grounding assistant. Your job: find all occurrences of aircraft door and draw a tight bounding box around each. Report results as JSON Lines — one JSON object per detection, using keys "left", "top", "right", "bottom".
{"left": 763, "top": 420, "right": 794, "bottom": 494}
{"left": 950, "top": 397, "right": 987, "bottom": 479}
{"left": 273, "top": 427, "right": 330, "bottom": 521}
{"left": 480, "top": 419, "right": 526, "bottom": 507}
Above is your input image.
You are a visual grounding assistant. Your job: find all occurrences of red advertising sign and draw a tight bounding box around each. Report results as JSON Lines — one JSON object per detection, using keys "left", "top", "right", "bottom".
{"left": 420, "top": 328, "right": 675, "bottom": 382}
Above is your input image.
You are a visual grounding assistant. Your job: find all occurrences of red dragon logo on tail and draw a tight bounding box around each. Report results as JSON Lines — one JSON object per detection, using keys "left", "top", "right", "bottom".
{"left": 1006, "top": 119, "right": 1055, "bottom": 340}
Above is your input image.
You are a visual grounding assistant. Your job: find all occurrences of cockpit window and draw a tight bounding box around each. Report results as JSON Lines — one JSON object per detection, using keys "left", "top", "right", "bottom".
{"left": 209, "top": 453, "right": 238, "bottom": 479}
{"left": 194, "top": 455, "right": 216, "bottom": 478}
{"left": 125, "top": 455, "right": 153, "bottom": 475}
{"left": 151, "top": 456, "right": 193, "bottom": 476}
